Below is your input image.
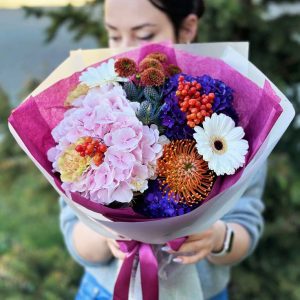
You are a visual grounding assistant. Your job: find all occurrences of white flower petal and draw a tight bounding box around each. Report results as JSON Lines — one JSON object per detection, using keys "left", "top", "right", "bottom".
{"left": 225, "top": 126, "right": 244, "bottom": 141}
{"left": 193, "top": 126, "right": 206, "bottom": 142}
{"left": 203, "top": 116, "right": 214, "bottom": 136}
{"left": 219, "top": 113, "right": 235, "bottom": 135}
{"left": 79, "top": 59, "right": 128, "bottom": 88}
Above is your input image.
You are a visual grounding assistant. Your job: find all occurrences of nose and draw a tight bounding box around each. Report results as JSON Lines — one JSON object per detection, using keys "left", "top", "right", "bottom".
{"left": 119, "top": 36, "right": 138, "bottom": 48}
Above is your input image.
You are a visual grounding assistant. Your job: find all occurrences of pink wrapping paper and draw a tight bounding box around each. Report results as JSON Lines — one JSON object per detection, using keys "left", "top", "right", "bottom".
{"left": 8, "top": 43, "right": 283, "bottom": 222}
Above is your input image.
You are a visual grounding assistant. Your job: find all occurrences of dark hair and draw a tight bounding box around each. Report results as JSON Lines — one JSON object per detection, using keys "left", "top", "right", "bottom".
{"left": 148, "top": 0, "right": 205, "bottom": 37}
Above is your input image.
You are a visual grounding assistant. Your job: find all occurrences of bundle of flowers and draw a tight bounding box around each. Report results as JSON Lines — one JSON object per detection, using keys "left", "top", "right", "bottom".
{"left": 9, "top": 43, "right": 293, "bottom": 300}
{"left": 8, "top": 42, "right": 290, "bottom": 227}
{"left": 46, "top": 50, "right": 250, "bottom": 218}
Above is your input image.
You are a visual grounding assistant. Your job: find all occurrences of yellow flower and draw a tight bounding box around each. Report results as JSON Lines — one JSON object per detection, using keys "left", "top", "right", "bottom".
{"left": 58, "top": 139, "right": 91, "bottom": 182}
{"left": 130, "top": 179, "right": 148, "bottom": 193}
{"left": 64, "top": 84, "right": 89, "bottom": 107}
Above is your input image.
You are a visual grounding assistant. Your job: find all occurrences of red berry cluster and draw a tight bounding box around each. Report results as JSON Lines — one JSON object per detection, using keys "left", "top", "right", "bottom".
{"left": 176, "top": 76, "right": 215, "bottom": 128}
{"left": 75, "top": 137, "right": 107, "bottom": 166}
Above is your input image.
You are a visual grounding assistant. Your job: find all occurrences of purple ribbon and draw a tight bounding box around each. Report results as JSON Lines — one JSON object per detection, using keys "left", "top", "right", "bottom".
{"left": 113, "top": 238, "right": 186, "bottom": 300}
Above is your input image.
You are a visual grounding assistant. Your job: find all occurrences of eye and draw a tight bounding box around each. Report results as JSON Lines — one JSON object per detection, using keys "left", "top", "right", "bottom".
{"left": 109, "top": 36, "right": 121, "bottom": 42}
{"left": 137, "top": 33, "right": 155, "bottom": 41}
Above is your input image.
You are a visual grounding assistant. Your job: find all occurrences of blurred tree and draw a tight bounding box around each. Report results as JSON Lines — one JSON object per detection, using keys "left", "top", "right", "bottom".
{"left": 0, "top": 87, "right": 27, "bottom": 175}
{"left": 7, "top": 0, "right": 299, "bottom": 299}
{"left": 0, "top": 82, "right": 82, "bottom": 299}
{"left": 23, "top": 0, "right": 107, "bottom": 46}
{"left": 0, "top": 81, "right": 42, "bottom": 176}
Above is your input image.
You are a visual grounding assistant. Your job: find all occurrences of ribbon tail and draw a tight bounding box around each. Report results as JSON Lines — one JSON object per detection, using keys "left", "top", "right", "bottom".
{"left": 113, "top": 238, "right": 185, "bottom": 300}
{"left": 139, "top": 244, "right": 159, "bottom": 300}
{"left": 113, "top": 250, "right": 137, "bottom": 300}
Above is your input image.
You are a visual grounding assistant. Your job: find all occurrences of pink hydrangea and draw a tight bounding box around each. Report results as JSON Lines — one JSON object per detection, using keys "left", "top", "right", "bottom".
{"left": 48, "top": 84, "right": 163, "bottom": 205}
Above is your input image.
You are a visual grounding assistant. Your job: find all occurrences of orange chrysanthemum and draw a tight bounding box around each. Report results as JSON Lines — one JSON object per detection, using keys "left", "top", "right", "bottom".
{"left": 114, "top": 57, "right": 137, "bottom": 77}
{"left": 157, "top": 140, "right": 215, "bottom": 205}
{"left": 146, "top": 52, "right": 168, "bottom": 63}
{"left": 165, "top": 64, "right": 182, "bottom": 77}
{"left": 139, "top": 58, "right": 164, "bottom": 73}
{"left": 140, "top": 68, "right": 165, "bottom": 86}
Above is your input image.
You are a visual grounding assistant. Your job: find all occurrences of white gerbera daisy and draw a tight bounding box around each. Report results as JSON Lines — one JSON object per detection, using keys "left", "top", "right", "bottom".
{"left": 79, "top": 58, "right": 128, "bottom": 88}
{"left": 193, "top": 113, "right": 249, "bottom": 176}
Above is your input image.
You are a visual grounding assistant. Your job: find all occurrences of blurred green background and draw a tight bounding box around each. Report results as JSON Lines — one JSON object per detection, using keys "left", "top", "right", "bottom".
{"left": 0, "top": 0, "right": 299, "bottom": 299}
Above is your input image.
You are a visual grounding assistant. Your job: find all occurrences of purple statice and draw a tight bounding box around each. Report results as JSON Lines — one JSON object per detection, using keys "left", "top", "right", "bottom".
{"left": 133, "top": 180, "right": 199, "bottom": 218}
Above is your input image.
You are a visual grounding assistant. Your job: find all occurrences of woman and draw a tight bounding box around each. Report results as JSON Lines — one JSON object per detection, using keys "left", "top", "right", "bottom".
{"left": 60, "top": 0, "right": 266, "bottom": 299}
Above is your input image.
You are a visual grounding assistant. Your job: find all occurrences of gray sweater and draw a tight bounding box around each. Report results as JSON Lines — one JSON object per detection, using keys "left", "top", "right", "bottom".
{"left": 59, "top": 164, "right": 266, "bottom": 299}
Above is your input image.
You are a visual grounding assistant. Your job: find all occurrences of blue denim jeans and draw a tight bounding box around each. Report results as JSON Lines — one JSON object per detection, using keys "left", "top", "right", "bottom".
{"left": 75, "top": 272, "right": 112, "bottom": 300}
{"left": 75, "top": 272, "right": 228, "bottom": 300}
{"left": 210, "top": 288, "right": 228, "bottom": 300}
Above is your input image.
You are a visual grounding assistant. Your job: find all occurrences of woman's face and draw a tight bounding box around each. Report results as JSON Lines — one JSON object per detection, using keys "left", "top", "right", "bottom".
{"left": 104, "top": 0, "right": 176, "bottom": 48}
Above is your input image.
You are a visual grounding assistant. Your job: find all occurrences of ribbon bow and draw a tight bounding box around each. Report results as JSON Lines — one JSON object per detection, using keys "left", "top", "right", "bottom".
{"left": 113, "top": 238, "right": 186, "bottom": 300}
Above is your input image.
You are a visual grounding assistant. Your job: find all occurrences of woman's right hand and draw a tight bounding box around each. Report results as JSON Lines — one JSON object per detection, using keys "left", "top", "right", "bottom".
{"left": 106, "top": 238, "right": 126, "bottom": 260}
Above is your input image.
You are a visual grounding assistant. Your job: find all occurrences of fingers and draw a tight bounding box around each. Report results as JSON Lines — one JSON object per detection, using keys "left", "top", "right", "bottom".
{"left": 185, "top": 229, "right": 214, "bottom": 242}
{"left": 174, "top": 248, "right": 212, "bottom": 265}
{"left": 161, "top": 231, "right": 214, "bottom": 264}
{"left": 164, "top": 231, "right": 213, "bottom": 254}
{"left": 110, "top": 239, "right": 120, "bottom": 248}
{"left": 107, "top": 239, "right": 126, "bottom": 260}
{"left": 177, "top": 239, "right": 213, "bottom": 254}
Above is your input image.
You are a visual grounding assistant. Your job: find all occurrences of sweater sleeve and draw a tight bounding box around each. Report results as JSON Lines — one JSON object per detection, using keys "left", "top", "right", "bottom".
{"left": 221, "top": 162, "right": 267, "bottom": 257}
{"left": 59, "top": 197, "right": 111, "bottom": 268}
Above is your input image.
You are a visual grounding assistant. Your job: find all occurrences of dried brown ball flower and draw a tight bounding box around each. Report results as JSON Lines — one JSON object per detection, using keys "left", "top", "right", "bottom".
{"left": 166, "top": 64, "right": 182, "bottom": 77}
{"left": 146, "top": 52, "right": 168, "bottom": 63}
{"left": 140, "top": 68, "right": 165, "bottom": 86}
{"left": 139, "top": 58, "right": 164, "bottom": 73}
{"left": 114, "top": 57, "right": 137, "bottom": 77}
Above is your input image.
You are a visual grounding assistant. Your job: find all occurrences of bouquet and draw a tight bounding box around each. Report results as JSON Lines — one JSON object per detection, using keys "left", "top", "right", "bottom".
{"left": 47, "top": 49, "right": 249, "bottom": 215}
{"left": 8, "top": 43, "right": 294, "bottom": 300}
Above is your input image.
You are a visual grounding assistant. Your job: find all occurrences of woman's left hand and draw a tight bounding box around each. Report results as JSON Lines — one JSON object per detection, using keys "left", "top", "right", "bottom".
{"left": 163, "top": 221, "right": 226, "bottom": 264}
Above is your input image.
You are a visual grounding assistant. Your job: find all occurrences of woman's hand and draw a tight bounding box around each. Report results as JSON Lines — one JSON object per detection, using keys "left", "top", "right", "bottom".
{"left": 163, "top": 221, "right": 251, "bottom": 265}
{"left": 106, "top": 238, "right": 126, "bottom": 260}
{"left": 162, "top": 221, "right": 226, "bottom": 265}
